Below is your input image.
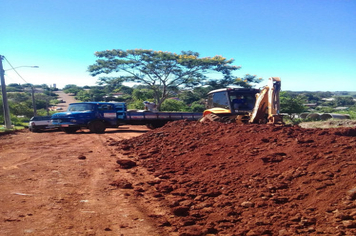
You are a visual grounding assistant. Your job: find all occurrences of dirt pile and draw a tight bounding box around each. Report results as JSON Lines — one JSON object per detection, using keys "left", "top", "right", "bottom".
{"left": 115, "top": 120, "right": 356, "bottom": 235}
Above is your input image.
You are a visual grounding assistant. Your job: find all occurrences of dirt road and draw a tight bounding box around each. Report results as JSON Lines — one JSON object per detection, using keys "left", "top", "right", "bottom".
{"left": 0, "top": 126, "right": 167, "bottom": 236}
{"left": 55, "top": 90, "right": 78, "bottom": 111}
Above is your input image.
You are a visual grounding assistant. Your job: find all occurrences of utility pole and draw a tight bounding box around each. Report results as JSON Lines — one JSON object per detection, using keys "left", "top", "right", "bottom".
{"left": 31, "top": 86, "right": 37, "bottom": 116}
{"left": 0, "top": 55, "right": 12, "bottom": 129}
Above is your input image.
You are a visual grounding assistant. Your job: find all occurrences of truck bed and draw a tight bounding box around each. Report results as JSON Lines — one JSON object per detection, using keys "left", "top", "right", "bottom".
{"left": 126, "top": 111, "right": 202, "bottom": 120}
{"left": 122, "top": 111, "right": 202, "bottom": 126}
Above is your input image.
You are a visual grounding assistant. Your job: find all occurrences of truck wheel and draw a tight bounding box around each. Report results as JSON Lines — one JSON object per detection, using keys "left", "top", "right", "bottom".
{"left": 29, "top": 127, "right": 38, "bottom": 132}
{"left": 146, "top": 124, "right": 154, "bottom": 129}
{"left": 146, "top": 122, "right": 166, "bottom": 129}
{"left": 89, "top": 121, "right": 106, "bottom": 133}
{"left": 62, "top": 127, "right": 79, "bottom": 134}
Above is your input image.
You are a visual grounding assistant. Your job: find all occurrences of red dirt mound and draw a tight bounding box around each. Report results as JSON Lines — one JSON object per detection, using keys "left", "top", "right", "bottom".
{"left": 115, "top": 120, "right": 356, "bottom": 235}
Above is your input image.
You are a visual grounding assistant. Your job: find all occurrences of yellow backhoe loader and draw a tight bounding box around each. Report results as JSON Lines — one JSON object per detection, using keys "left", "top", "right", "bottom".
{"left": 200, "top": 77, "right": 283, "bottom": 124}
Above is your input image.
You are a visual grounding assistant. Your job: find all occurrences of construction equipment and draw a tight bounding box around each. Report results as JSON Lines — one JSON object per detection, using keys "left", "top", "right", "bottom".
{"left": 200, "top": 77, "right": 283, "bottom": 124}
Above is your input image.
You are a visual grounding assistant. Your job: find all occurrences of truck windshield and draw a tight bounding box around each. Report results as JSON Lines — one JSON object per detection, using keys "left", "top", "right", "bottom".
{"left": 68, "top": 104, "right": 94, "bottom": 112}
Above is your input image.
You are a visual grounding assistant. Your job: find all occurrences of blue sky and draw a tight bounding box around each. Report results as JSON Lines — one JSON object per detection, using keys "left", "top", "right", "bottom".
{"left": 2, "top": 0, "right": 355, "bottom": 91}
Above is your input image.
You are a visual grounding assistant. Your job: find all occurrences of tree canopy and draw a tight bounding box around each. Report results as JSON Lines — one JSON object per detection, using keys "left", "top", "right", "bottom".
{"left": 88, "top": 49, "right": 253, "bottom": 109}
{"left": 280, "top": 91, "right": 307, "bottom": 120}
{"left": 62, "top": 84, "right": 82, "bottom": 95}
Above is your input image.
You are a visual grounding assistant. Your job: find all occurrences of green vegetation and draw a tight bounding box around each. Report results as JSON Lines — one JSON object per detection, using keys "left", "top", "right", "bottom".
{"left": 280, "top": 91, "right": 356, "bottom": 124}
{"left": 1, "top": 83, "right": 58, "bottom": 130}
{"left": 88, "top": 49, "right": 261, "bottom": 110}
{"left": 2, "top": 82, "right": 356, "bottom": 130}
{"left": 280, "top": 91, "right": 307, "bottom": 120}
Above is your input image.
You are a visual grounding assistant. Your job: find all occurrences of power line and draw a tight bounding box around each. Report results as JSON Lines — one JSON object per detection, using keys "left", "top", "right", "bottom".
{"left": 2, "top": 56, "right": 39, "bottom": 116}
{"left": 3, "top": 56, "right": 30, "bottom": 84}
{"left": 1, "top": 73, "right": 17, "bottom": 84}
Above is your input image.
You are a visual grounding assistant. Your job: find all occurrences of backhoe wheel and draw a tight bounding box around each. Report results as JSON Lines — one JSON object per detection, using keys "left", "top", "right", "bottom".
{"left": 236, "top": 115, "right": 251, "bottom": 124}
{"left": 200, "top": 113, "right": 222, "bottom": 123}
{"left": 89, "top": 121, "right": 106, "bottom": 133}
{"left": 221, "top": 116, "right": 237, "bottom": 124}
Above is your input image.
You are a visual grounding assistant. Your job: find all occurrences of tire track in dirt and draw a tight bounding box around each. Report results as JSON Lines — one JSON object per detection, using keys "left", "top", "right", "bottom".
{"left": 0, "top": 127, "right": 164, "bottom": 236}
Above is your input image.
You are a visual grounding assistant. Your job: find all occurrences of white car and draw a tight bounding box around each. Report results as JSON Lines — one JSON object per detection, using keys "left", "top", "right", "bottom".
{"left": 28, "top": 116, "right": 55, "bottom": 132}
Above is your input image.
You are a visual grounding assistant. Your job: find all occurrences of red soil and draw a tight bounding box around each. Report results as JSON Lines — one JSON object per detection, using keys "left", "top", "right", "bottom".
{"left": 116, "top": 120, "right": 356, "bottom": 235}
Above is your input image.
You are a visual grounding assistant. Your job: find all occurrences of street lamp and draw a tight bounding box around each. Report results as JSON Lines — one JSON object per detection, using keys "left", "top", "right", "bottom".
{"left": 5, "top": 66, "right": 39, "bottom": 71}
{"left": 0, "top": 56, "right": 39, "bottom": 129}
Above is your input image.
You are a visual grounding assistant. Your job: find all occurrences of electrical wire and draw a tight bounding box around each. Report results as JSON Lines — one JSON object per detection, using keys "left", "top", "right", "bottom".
{"left": 3, "top": 56, "right": 30, "bottom": 84}
{"left": 3, "top": 56, "right": 36, "bottom": 95}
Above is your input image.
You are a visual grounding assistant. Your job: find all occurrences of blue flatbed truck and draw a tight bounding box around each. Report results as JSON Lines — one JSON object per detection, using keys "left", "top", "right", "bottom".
{"left": 51, "top": 102, "right": 202, "bottom": 133}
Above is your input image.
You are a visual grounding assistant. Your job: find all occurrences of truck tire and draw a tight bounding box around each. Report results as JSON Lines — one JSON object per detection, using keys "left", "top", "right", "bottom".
{"left": 146, "top": 121, "right": 166, "bottom": 129}
{"left": 62, "top": 127, "right": 79, "bottom": 134}
{"left": 89, "top": 121, "right": 106, "bottom": 133}
{"left": 29, "top": 127, "right": 39, "bottom": 132}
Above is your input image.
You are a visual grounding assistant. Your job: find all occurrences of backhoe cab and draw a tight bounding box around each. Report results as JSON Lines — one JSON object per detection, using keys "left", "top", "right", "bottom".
{"left": 201, "top": 77, "right": 283, "bottom": 124}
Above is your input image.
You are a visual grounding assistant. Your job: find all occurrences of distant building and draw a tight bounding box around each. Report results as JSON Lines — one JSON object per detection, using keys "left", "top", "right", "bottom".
{"left": 321, "top": 98, "right": 335, "bottom": 101}
{"left": 111, "top": 92, "right": 123, "bottom": 98}
{"left": 334, "top": 107, "right": 349, "bottom": 110}
{"left": 303, "top": 103, "right": 317, "bottom": 108}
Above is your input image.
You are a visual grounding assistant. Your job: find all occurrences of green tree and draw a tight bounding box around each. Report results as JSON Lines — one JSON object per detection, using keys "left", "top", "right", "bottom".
{"left": 96, "top": 77, "right": 124, "bottom": 94}
{"left": 188, "top": 101, "right": 205, "bottom": 112}
{"left": 89, "top": 86, "right": 107, "bottom": 101}
{"left": 10, "top": 102, "right": 33, "bottom": 117}
{"left": 7, "top": 92, "right": 30, "bottom": 103}
{"left": 75, "top": 90, "right": 92, "bottom": 102}
{"left": 88, "top": 49, "right": 241, "bottom": 110}
{"left": 178, "top": 90, "right": 202, "bottom": 105}
{"left": 315, "top": 106, "right": 334, "bottom": 113}
{"left": 63, "top": 84, "right": 83, "bottom": 95}
{"left": 334, "top": 96, "right": 355, "bottom": 106}
{"left": 118, "top": 85, "right": 134, "bottom": 95}
{"left": 132, "top": 88, "right": 155, "bottom": 101}
{"left": 34, "top": 93, "right": 50, "bottom": 110}
{"left": 7, "top": 83, "right": 23, "bottom": 92}
{"left": 280, "top": 91, "right": 306, "bottom": 120}
{"left": 177, "top": 88, "right": 209, "bottom": 111}
{"left": 206, "top": 74, "right": 262, "bottom": 90}
{"left": 160, "top": 99, "right": 189, "bottom": 112}
{"left": 301, "top": 92, "right": 321, "bottom": 103}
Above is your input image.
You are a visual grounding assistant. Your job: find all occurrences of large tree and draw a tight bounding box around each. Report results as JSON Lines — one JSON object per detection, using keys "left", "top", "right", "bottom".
{"left": 280, "top": 91, "right": 307, "bottom": 120}
{"left": 88, "top": 49, "right": 244, "bottom": 109}
{"left": 206, "top": 74, "right": 262, "bottom": 90}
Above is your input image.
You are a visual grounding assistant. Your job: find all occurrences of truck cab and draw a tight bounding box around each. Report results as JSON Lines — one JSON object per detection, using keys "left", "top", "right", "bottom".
{"left": 51, "top": 102, "right": 126, "bottom": 133}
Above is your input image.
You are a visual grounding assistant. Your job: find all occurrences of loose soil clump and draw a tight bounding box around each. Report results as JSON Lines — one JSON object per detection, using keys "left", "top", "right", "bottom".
{"left": 116, "top": 120, "right": 356, "bottom": 235}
